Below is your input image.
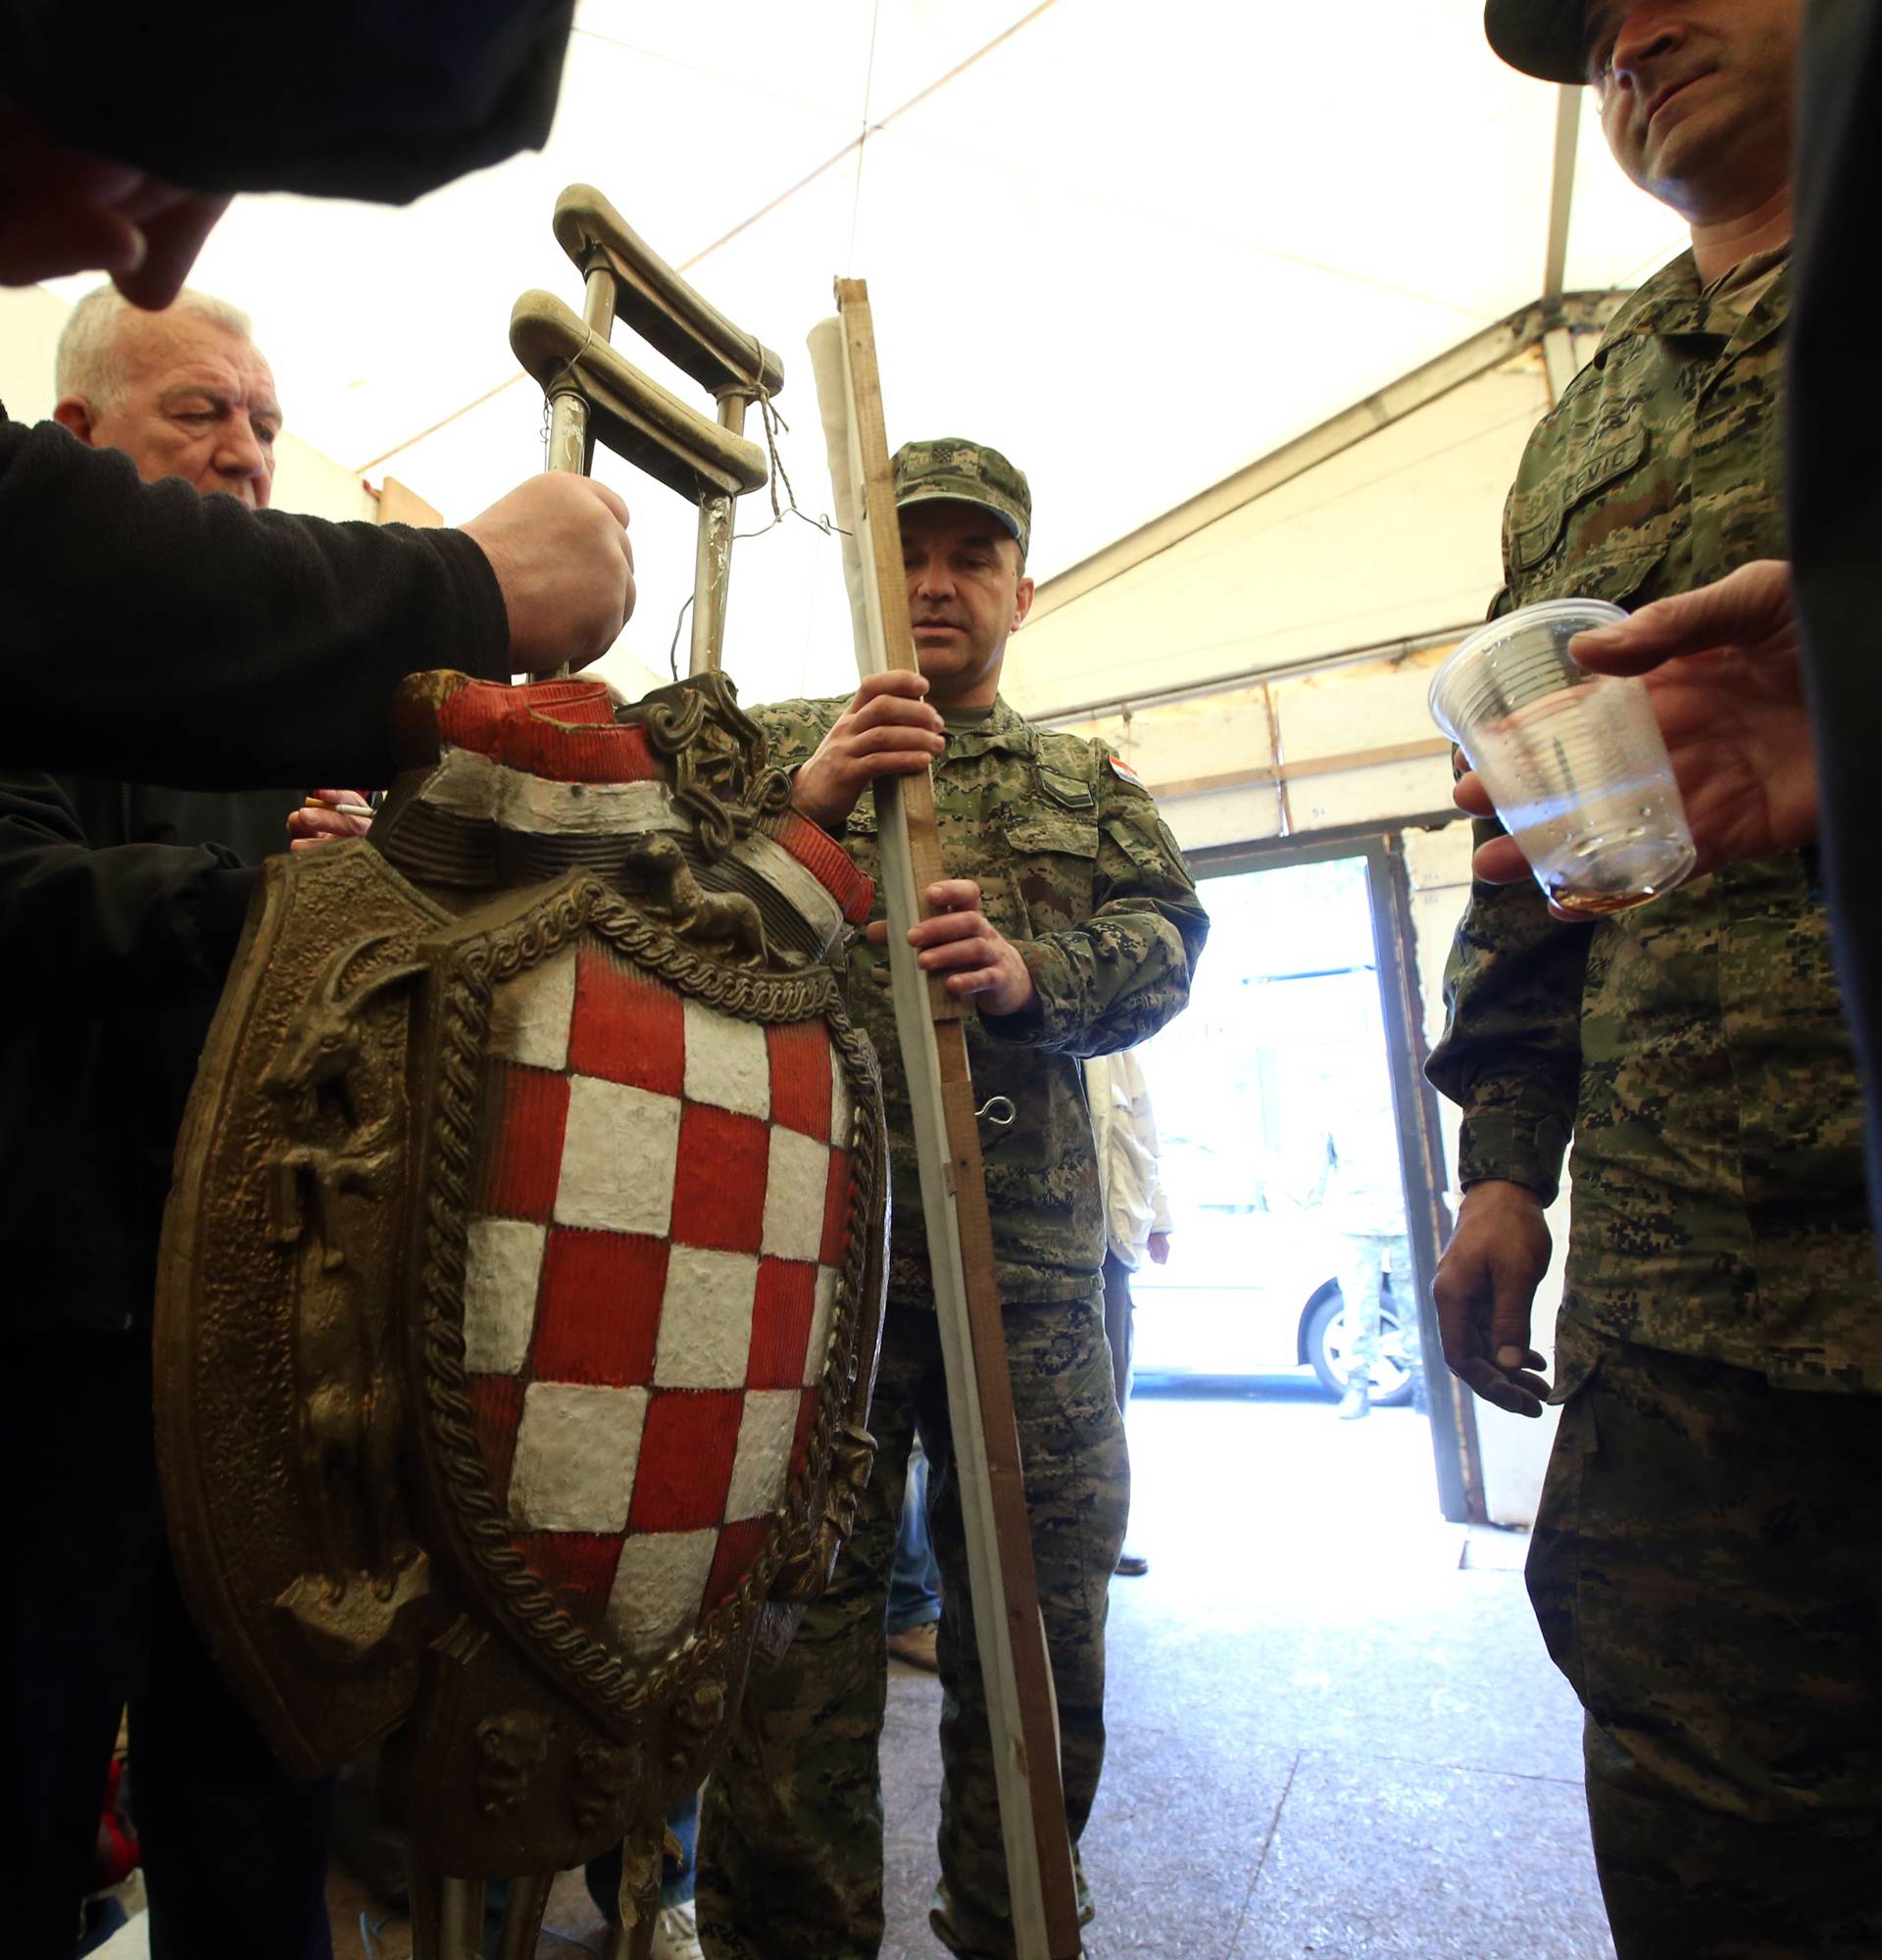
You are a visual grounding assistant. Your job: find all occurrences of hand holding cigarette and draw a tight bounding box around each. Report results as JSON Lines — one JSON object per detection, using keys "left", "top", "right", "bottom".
{"left": 287, "top": 789, "right": 376, "bottom": 852}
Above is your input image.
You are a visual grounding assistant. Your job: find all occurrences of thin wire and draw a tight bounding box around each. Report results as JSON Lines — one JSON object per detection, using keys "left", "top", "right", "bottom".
{"left": 668, "top": 592, "right": 692, "bottom": 683}
{"left": 665, "top": 382, "right": 852, "bottom": 679}
{"left": 847, "top": 0, "right": 885, "bottom": 271}
{"left": 538, "top": 321, "right": 597, "bottom": 465}
{"left": 738, "top": 383, "right": 851, "bottom": 544}
{"left": 353, "top": 2, "right": 1065, "bottom": 477}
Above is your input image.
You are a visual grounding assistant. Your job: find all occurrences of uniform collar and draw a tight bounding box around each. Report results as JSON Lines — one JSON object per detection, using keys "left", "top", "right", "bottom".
{"left": 1593, "top": 244, "right": 1790, "bottom": 363}
{"left": 941, "top": 693, "right": 1033, "bottom": 758}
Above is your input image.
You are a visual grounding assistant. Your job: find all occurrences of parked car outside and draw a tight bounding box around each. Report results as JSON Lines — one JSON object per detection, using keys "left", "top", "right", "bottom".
{"left": 1128, "top": 1199, "right": 1421, "bottom": 1406}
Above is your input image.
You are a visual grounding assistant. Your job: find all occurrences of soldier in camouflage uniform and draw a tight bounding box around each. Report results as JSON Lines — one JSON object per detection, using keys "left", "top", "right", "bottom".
{"left": 696, "top": 440, "right": 1208, "bottom": 1959}
{"left": 1426, "top": 5, "right": 1882, "bottom": 1955}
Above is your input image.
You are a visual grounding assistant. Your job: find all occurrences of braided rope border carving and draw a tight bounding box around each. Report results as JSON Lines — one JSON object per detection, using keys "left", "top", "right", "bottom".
{"left": 416, "top": 875, "right": 880, "bottom": 1724}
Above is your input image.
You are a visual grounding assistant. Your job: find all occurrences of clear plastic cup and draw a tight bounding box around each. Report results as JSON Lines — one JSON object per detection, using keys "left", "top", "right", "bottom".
{"left": 1428, "top": 599, "right": 1697, "bottom": 918}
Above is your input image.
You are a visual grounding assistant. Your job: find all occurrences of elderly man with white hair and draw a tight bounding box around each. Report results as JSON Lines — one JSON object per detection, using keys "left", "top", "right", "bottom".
{"left": 51, "top": 285, "right": 282, "bottom": 509}
{"left": 0, "top": 285, "right": 406, "bottom": 1958}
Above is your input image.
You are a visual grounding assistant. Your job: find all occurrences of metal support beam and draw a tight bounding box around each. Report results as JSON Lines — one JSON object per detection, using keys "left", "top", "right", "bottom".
{"left": 1542, "top": 325, "right": 1584, "bottom": 406}
{"left": 1027, "top": 293, "right": 1618, "bottom": 627}
{"left": 1032, "top": 621, "right": 1479, "bottom": 728}
{"left": 1543, "top": 85, "right": 1583, "bottom": 301}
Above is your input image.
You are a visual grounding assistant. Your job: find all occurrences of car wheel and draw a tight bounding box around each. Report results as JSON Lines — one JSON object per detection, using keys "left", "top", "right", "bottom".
{"left": 1305, "top": 1281, "right": 1416, "bottom": 1409}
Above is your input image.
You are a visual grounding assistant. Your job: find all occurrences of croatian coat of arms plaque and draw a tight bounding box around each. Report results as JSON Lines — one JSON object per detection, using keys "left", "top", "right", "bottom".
{"left": 155, "top": 670, "right": 888, "bottom": 1906}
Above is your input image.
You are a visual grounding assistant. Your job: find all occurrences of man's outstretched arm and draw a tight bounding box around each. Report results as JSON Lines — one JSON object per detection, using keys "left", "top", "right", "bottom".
{"left": 0, "top": 419, "right": 634, "bottom": 789}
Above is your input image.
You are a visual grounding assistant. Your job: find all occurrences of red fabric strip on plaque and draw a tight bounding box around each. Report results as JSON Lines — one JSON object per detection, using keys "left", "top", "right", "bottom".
{"left": 437, "top": 678, "right": 658, "bottom": 784}
{"left": 768, "top": 810, "right": 875, "bottom": 921}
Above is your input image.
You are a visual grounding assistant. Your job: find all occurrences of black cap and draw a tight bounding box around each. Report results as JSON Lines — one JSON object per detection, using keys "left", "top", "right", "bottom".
{"left": 1485, "top": 0, "right": 1591, "bottom": 85}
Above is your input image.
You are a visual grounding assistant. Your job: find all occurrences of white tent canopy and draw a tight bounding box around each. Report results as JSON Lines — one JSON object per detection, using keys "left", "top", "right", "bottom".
{"left": 27, "top": 0, "right": 1684, "bottom": 706}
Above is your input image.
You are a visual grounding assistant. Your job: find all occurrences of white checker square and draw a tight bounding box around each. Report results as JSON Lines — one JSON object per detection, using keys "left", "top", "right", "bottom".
{"left": 554, "top": 1077, "right": 680, "bottom": 1235}
{"left": 606, "top": 1529, "right": 718, "bottom": 1658}
{"left": 725, "top": 1390, "right": 799, "bottom": 1521}
{"left": 805, "top": 1266, "right": 840, "bottom": 1388}
{"left": 762, "top": 1127, "right": 829, "bottom": 1263}
{"left": 488, "top": 944, "right": 576, "bottom": 1071}
{"left": 682, "top": 1001, "right": 769, "bottom": 1117}
{"left": 463, "top": 1218, "right": 546, "bottom": 1373}
{"left": 509, "top": 1382, "right": 648, "bottom": 1533}
{"left": 830, "top": 1064, "right": 851, "bottom": 1149}
{"left": 653, "top": 1248, "right": 758, "bottom": 1388}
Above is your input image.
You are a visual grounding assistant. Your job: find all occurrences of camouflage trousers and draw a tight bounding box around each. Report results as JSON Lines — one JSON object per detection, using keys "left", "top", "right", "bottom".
{"left": 1335, "top": 1230, "right": 1412, "bottom": 1383}
{"left": 1527, "top": 1337, "right": 1882, "bottom": 1958}
{"left": 697, "top": 1284, "right": 1128, "bottom": 1959}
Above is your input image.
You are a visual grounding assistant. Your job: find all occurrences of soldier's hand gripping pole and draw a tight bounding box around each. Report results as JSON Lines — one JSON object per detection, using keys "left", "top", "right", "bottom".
{"left": 510, "top": 184, "right": 781, "bottom": 676}
{"left": 809, "top": 284, "right": 1084, "bottom": 1960}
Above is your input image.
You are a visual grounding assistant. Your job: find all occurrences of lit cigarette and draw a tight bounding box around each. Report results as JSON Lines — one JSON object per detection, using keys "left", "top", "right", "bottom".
{"left": 303, "top": 797, "right": 375, "bottom": 817}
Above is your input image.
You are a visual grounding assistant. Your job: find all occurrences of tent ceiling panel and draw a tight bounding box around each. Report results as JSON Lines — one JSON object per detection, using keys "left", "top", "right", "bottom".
{"left": 1003, "top": 354, "right": 1550, "bottom": 718}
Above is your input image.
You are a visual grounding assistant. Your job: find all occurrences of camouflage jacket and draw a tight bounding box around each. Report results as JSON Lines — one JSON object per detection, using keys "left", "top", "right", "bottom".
{"left": 1426, "top": 250, "right": 1882, "bottom": 1395}
{"left": 751, "top": 693, "right": 1208, "bottom": 1304}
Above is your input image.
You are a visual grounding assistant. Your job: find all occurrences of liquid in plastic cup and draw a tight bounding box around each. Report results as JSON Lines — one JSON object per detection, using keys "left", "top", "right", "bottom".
{"left": 1428, "top": 598, "right": 1697, "bottom": 918}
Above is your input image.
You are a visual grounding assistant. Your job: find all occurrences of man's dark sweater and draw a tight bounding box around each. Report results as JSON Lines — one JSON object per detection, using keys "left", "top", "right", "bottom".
{"left": 0, "top": 772, "right": 297, "bottom": 1330}
{"left": 0, "top": 411, "right": 512, "bottom": 787}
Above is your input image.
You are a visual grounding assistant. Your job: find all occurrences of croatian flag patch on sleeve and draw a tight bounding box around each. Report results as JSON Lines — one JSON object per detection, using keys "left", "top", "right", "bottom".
{"left": 1108, "top": 755, "right": 1146, "bottom": 790}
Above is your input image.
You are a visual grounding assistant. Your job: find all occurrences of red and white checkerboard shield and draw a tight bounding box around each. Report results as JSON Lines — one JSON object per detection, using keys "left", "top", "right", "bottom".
{"left": 427, "top": 909, "right": 866, "bottom": 1676}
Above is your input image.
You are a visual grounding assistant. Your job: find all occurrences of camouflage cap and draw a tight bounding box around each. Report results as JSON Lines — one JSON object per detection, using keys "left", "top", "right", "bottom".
{"left": 891, "top": 437, "right": 1031, "bottom": 561}
{"left": 1484, "top": 0, "right": 1590, "bottom": 85}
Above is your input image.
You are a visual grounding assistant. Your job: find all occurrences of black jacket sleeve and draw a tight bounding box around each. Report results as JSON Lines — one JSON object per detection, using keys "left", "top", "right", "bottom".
{"left": 0, "top": 773, "right": 255, "bottom": 1008}
{"left": 1792, "top": 0, "right": 1882, "bottom": 1238}
{"left": 0, "top": 416, "right": 511, "bottom": 789}
{"left": 0, "top": 2, "right": 573, "bottom": 204}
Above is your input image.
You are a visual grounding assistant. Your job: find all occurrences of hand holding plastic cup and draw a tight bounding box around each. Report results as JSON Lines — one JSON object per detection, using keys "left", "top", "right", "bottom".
{"left": 1429, "top": 599, "right": 1697, "bottom": 918}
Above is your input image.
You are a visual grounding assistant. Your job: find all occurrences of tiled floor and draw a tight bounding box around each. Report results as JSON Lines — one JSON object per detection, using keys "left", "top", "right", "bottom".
{"left": 871, "top": 1388, "right": 1614, "bottom": 1960}
{"left": 103, "top": 1386, "right": 1615, "bottom": 1959}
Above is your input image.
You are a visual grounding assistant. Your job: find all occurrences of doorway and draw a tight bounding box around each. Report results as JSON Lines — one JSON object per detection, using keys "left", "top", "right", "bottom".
{"left": 1126, "top": 834, "right": 1476, "bottom": 1523}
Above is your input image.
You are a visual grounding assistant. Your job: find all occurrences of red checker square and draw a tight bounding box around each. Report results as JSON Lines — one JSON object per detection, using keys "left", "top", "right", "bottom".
{"left": 703, "top": 1516, "right": 771, "bottom": 1612}
{"left": 747, "top": 1258, "right": 817, "bottom": 1390}
{"left": 529, "top": 1228, "right": 668, "bottom": 1387}
{"left": 766, "top": 1020, "right": 830, "bottom": 1140}
{"left": 464, "top": 1374, "right": 527, "bottom": 1505}
{"left": 626, "top": 1389, "right": 743, "bottom": 1533}
{"left": 567, "top": 946, "right": 685, "bottom": 1094}
{"left": 790, "top": 1388, "right": 819, "bottom": 1479}
{"left": 477, "top": 1063, "right": 570, "bottom": 1221}
{"left": 818, "top": 1149, "right": 854, "bottom": 1266}
{"left": 511, "top": 1530, "right": 624, "bottom": 1632}
{"left": 669, "top": 1104, "right": 769, "bottom": 1252}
